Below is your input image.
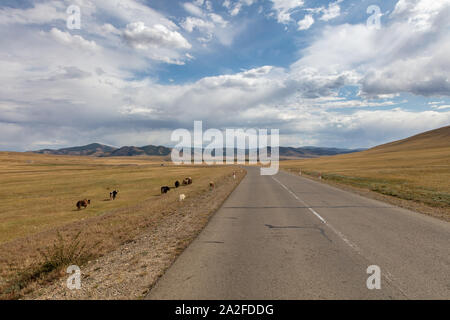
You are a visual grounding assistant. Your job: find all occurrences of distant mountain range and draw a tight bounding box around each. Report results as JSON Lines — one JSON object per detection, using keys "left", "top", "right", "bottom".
{"left": 33, "top": 143, "right": 363, "bottom": 158}
{"left": 34, "top": 143, "right": 172, "bottom": 157}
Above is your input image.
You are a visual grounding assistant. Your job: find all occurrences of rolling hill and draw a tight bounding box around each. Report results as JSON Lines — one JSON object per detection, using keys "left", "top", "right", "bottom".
{"left": 368, "top": 125, "right": 450, "bottom": 153}
{"left": 34, "top": 143, "right": 116, "bottom": 156}
{"left": 278, "top": 146, "right": 364, "bottom": 158}
{"left": 281, "top": 125, "right": 450, "bottom": 218}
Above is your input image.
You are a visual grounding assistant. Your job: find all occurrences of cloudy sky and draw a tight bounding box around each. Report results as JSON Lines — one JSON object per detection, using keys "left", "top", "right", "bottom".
{"left": 1, "top": 0, "right": 449, "bottom": 151}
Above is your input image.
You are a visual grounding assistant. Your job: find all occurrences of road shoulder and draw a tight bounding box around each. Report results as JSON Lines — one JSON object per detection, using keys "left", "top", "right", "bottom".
{"left": 282, "top": 169, "right": 449, "bottom": 222}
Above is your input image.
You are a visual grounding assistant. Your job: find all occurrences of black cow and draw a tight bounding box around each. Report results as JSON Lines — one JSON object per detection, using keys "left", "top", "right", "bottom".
{"left": 175, "top": 181, "right": 180, "bottom": 188}
{"left": 161, "top": 186, "right": 170, "bottom": 194}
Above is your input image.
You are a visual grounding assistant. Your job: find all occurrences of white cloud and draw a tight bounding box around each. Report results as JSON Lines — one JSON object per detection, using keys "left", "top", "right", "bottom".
{"left": 327, "top": 108, "right": 450, "bottom": 145}
{"left": 183, "top": 2, "right": 204, "bottom": 17}
{"left": 292, "top": 0, "right": 450, "bottom": 98}
{"left": 1, "top": 0, "right": 450, "bottom": 151}
{"left": 181, "top": 17, "right": 215, "bottom": 33}
{"left": 270, "top": 0, "right": 305, "bottom": 24}
{"left": 300, "top": 0, "right": 342, "bottom": 26}
{"left": 92, "top": 0, "right": 179, "bottom": 30}
{"left": 314, "top": 99, "right": 396, "bottom": 109}
{"left": 119, "top": 104, "right": 156, "bottom": 115}
{"left": 391, "top": 0, "right": 450, "bottom": 31}
{"left": 223, "top": 0, "right": 257, "bottom": 16}
{"left": 430, "top": 104, "right": 450, "bottom": 110}
{"left": 297, "top": 14, "right": 314, "bottom": 30}
{"left": 209, "top": 13, "right": 228, "bottom": 27}
{"left": 320, "top": 1, "right": 342, "bottom": 21}
{"left": 48, "top": 28, "right": 98, "bottom": 51}
{"left": 0, "top": 1, "right": 66, "bottom": 25}
{"left": 98, "top": 23, "right": 121, "bottom": 36}
{"left": 205, "top": 1, "right": 213, "bottom": 11}
{"left": 181, "top": 1, "right": 231, "bottom": 45}
{"left": 123, "top": 22, "right": 191, "bottom": 50}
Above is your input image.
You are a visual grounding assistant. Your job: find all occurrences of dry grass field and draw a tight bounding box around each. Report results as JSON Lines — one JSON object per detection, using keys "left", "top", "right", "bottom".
{"left": 281, "top": 126, "right": 450, "bottom": 220}
{"left": 0, "top": 152, "right": 241, "bottom": 299}
{"left": 0, "top": 152, "right": 175, "bottom": 244}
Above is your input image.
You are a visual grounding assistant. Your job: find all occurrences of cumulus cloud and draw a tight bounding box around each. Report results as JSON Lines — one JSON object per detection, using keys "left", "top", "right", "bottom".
{"left": 222, "top": 0, "right": 257, "bottom": 16}
{"left": 391, "top": 0, "right": 449, "bottom": 30}
{"left": 123, "top": 22, "right": 191, "bottom": 50}
{"left": 300, "top": 0, "right": 342, "bottom": 27}
{"left": 270, "top": 0, "right": 305, "bottom": 24}
{"left": 1, "top": 0, "right": 450, "bottom": 152}
{"left": 48, "top": 28, "right": 98, "bottom": 51}
{"left": 182, "top": 17, "right": 215, "bottom": 33}
{"left": 319, "top": 0, "right": 342, "bottom": 21}
{"left": 181, "top": 1, "right": 231, "bottom": 45}
{"left": 292, "top": 0, "right": 450, "bottom": 98}
{"left": 0, "top": 1, "right": 66, "bottom": 25}
{"left": 297, "top": 14, "right": 314, "bottom": 30}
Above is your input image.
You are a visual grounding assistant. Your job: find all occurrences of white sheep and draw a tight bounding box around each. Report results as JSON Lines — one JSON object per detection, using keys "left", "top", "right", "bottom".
{"left": 179, "top": 194, "right": 186, "bottom": 201}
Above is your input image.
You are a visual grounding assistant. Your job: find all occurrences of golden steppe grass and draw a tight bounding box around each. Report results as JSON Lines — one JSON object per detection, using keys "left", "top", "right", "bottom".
{"left": 0, "top": 152, "right": 240, "bottom": 298}
{"left": 281, "top": 126, "right": 450, "bottom": 220}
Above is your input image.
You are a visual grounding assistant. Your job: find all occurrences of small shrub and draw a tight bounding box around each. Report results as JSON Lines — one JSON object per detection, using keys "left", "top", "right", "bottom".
{"left": 1, "top": 231, "right": 99, "bottom": 299}
{"left": 38, "top": 231, "right": 95, "bottom": 273}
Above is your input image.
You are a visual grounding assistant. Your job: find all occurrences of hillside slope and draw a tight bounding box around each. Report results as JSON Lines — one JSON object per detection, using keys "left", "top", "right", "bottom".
{"left": 281, "top": 125, "right": 450, "bottom": 219}
{"left": 278, "top": 146, "right": 363, "bottom": 158}
{"left": 369, "top": 125, "right": 450, "bottom": 152}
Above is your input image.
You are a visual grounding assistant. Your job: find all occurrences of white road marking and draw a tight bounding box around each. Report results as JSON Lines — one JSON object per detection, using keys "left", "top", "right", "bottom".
{"left": 272, "top": 175, "right": 409, "bottom": 298}
{"left": 272, "top": 176, "right": 361, "bottom": 253}
{"left": 272, "top": 177, "right": 327, "bottom": 224}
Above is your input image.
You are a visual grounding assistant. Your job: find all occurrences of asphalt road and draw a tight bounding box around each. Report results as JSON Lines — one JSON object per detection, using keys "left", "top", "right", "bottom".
{"left": 147, "top": 167, "right": 450, "bottom": 299}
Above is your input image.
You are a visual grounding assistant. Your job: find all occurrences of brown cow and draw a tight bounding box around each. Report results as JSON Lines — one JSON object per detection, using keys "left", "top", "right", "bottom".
{"left": 76, "top": 199, "right": 90, "bottom": 210}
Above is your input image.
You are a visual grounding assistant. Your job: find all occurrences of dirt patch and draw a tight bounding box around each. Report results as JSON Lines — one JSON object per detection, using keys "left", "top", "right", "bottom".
{"left": 21, "top": 169, "right": 246, "bottom": 299}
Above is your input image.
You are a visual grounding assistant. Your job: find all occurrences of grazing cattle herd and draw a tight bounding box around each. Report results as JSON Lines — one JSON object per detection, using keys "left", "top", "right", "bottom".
{"left": 75, "top": 171, "right": 238, "bottom": 210}
{"left": 161, "top": 177, "right": 193, "bottom": 194}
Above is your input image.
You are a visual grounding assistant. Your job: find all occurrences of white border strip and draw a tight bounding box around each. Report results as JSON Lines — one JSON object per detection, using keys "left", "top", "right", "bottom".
{"left": 272, "top": 177, "right": 327, "bottom": 224}
{"left": 271, "top": 175, "right": 409, "bottom": 298}
{"left": 272, "top": 176, "right": 360, "bottom": 254}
